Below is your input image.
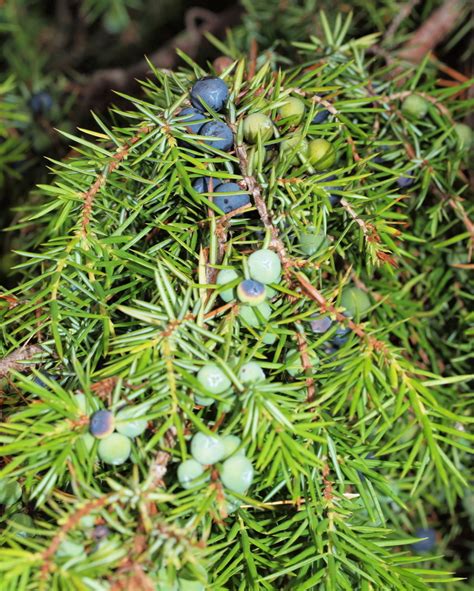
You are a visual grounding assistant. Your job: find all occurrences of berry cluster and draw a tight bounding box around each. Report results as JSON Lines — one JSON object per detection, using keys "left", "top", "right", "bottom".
{"left": 310, "top": 286, "right": 372, "bottom": 350}
{"left": 177, "top": 430, "right": 254, "bottom": 509}
{"left": 178, "top": 77, "right": 342, "bottom": 217}
{"left": 84, "top": 402, "right": 147, "bottom": 466}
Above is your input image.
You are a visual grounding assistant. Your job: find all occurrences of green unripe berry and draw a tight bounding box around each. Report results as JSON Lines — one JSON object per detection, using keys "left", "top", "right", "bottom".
{"left": 243, "top": 113, "right": 273, "bottom": 143}
{"left": 299, "top": 229, "right": 328, "bottom": 256}
{"left": 402, "top": 94, "right": 429, "bottom": 119}
{"left": 308, "top": 139, "right": 336, "bottom": 170}
{"left": 222, "top": 434, "right": 245, "bottom": 458}
{"left": 116, "top": 406, "right": 148, "bottom": 439}
{"left": 238, "top": 361, "right": 265, "bottom": 384}
{"left": 237, "top": 279, "right": 266, "bottom": 306}
{"left": 262, "top": 332, "right": 277, "bottom": 345}
{"left": 8, "top": 513, "right": 34, "bottom": 537}
{"left": 248, "top": 249, "right": 281, "bottom": 284}
{"left": 177, "top": 459, "right": 206, "bottom": 489}
{"left": 57, "top": 538, "right": 84, "bottom": 558}
{"left": 0, "top": 479, "right": 22, "bottom": 506}
{"left": 280, "top": 134, "right": 309, "bottom": 163}
{"left": 190, "top": 432, "right": 225, "bottom": 465}
{"left": 216, "top": 268, "right": 239, "bottom": 303}
{"left": 74, "top": 392, "right": 89, "bottom": 414}
{"left": 340, "top": 286, "right": 371, "bottom": 318}
{"left": 453, "top": 123, "right": 472, "bottom": 150}
{"left": 98, "top": 433, "right": 132, "bottom": 465}
{"left": 285, "top": 348, "right": 319, "bottom": 377}
{"left": 220, "top": 456, "right": 254, "bottom": 494}
{"left": 278, "top": 97, "right": 305, "bottom": 125}
{"left": 197, "top": 364, "right": 231, "bottom": 395}
{"left": 239, "top": 302, "right": 272, "bottom": 328}
{"left": 80, "top": 432, "right": 96, "bottom": 452}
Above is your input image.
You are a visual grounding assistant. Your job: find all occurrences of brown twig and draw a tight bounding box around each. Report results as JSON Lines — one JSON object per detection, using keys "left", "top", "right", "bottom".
{"left": 79, "top": 6, "right": 242, "bottom": 112}
{"left": 234, "top": 142, "right": 287, "bottom": 260}
{"left": 40, "top": 495, "right": 112, "bottom": 579}
{"left": 80, "top": 125, "right": 154, "bottom": 237}
{"left": 0, "top": 345, "right": 44, "bottom": 378}
{"left": 295, "top": 331, "right": 316, "bottom": 403}
{"left": 293, "top": 271, "right": 387, "bottom": 352}
{"left": 397, "top": 0, "right": 466, "bottom": 64}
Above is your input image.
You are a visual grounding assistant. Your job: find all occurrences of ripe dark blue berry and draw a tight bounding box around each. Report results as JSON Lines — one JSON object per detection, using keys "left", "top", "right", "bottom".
{"left": 192, "top": 176, "right": 220, "bottom": 194}
{"left": 237, "top": 279, "right": 266, "bottom": 306}
{"left": 178, "top": 107, "right": 206, "bottom": 134}
{"left": 190, "top": 77, "right": 229, "bottom": 113}
{"left": 312, "top": 108, "right": 330, "bottom": 124}
{"left": 200, "top": 120, "right": 234, "bottom": 152}
{"left": 411, "top": 528, "right": 436, "bottom": 553}
{"left": 29, "top": 92, "right": 53, "bottom": 115}
{"left": 396, "top": 174, "right": 414, "bottom": 189}
{"left": 213, "top": 182, "right": 251, "bottom": 214}
{"left": 89, "top": 410, "right": 115, "bottom": 439}
{"left": 332, "top": 325, "right": 351, "bottom": 347}
{"left": 310, "top": 315, "right": 332, "bottom": 334}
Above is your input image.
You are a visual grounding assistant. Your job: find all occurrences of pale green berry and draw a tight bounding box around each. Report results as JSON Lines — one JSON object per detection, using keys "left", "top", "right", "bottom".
{"left": 280, "top": 134, "right": 309, "bottom": 163}
{"left": 0, "top": 479, "right": 22, "bottom": 506}
{"left": 285, "top": 348, "right": 319, "bottom": 377}
{"left": 248, "top": 249, "right": 281, "bottom": 284}
{"left": 8, "top": 513, "right": 34, "bottom": 537}
{"left": 243, "top": 113, "right": 273, "bottom": 143}
{"left": 453, "top": 123, "right": 472, "bottom": 150}
{"left": 278, "top": 97, "right": 305, "bottom": 125}
{"left": 177, "top": 459, "right": 206, "bottom": 489}
{"left": 98, "top": 433, "right": 132, "bottom": 466}
{"left": 80, "top": 515, "right": 96, "bottom": 528}
{"left": 74, "top": 392, "right": 89, "bottom": 414}
{"left": 308, "top": 139, "right": 336, "bottom": 170}
{"left": 300, "top": 229, "right": 328, "bottom": 256}
{"left": 340, "top": 286, "right": 371, "bottom": 318}
{"left": 216, "top": 268, "right": 239, "bottom": 302}
{"left": 239, "top": 302, "right": 272, "bottom": 328}
{"left": 115, "top": 406, "right": 148, "bottom": 439}
{"left": 190, "top": 432, "right": 225, "bottom": 465}
{"left": 238, "top": 362, "right": 265, "bottom": 384}
{"left": 262, "top": 332, "right": 277, "bottom": 345}
{"left": 220, "top": 456, "right": 254, "bottom": 494}
{"left": 401, "top": 94, "right": 429, "bottom": 118}
{"left": 57, "top": 538, "right": 84, "bottom": 558}
{"left": 197, "top": 364, "right": 231, "bottom": 395}
{"left": 222, "top": 434, "right": 245, "bottom": 458}
{"left": 80, "top": 432, "right": 96, "bottom": 452}
{"left": 194, "top": 394, "right": 215, "bottom": 407}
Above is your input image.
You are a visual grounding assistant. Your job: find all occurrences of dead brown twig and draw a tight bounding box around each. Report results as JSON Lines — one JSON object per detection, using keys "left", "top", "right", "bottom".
{"left": 79, "top": 7, "right": 242, "bottom": 113}
{"left": 0, "top": 345, "right": 44, "bottom": 378}
{"left": 398, "top": 0, "right": 466, "bottom": 64}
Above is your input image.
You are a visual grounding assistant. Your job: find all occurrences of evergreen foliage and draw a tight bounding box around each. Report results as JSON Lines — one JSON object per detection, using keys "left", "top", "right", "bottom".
{"left": 0, "top": 12, "right": 473, "bottom": 590}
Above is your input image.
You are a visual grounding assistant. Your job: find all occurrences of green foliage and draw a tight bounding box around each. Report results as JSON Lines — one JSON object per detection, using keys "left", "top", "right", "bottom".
{"left": 0, "top": 14, "right": 473, "bottom": 590}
